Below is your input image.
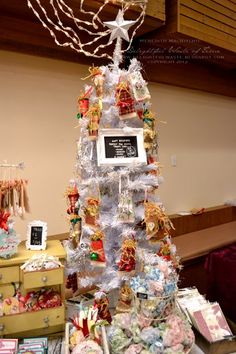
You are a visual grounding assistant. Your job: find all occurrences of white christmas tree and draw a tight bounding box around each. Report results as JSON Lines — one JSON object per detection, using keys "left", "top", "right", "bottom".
{"left": 28, "top": 2, "right": 195, "bottom": 352}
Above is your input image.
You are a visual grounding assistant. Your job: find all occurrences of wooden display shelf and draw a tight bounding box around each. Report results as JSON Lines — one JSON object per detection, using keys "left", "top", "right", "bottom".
{"left": 0, "top": 240, "right": 66, "bottom": 338}
{"left": 174, "top": 221, "right": 236, "bottom": 262}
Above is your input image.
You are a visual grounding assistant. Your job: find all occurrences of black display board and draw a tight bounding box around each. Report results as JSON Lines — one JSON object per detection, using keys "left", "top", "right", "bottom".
{"left": 104, "top": 136, "right": 138, "bottom": 159}
{"left": 30, "top": 226, "right": 43, "bottom": 246}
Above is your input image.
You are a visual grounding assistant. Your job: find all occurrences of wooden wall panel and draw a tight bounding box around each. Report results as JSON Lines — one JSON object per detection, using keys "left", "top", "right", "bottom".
{"left": 179, "top": 0, "right": 236, "bottom": 52}
{"left": 194, "top": 0, "right": 236, "bottom": 19}
{"left": 180, "top": 5, "right": 236, "bottom": 36}
{"left": 146, "top": 0, "right": 166, "bottom": 21}
{"left": 181, "top": 0, "right": 236, "bottom": 28}
{"left": 213, "top": 0, "right": 236, "bottom": 12}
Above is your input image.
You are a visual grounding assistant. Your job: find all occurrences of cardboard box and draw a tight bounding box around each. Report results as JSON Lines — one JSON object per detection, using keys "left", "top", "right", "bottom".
{"left": 194, "top": 319, "right": 236, "bottom": 354}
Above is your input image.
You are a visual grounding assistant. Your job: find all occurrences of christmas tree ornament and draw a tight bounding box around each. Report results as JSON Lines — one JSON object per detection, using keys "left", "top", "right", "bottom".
{"left": 143, "top": 109, "right": 156, "bottom": 150}
{"left": 69, "top": 220, "right": 82, "bottom": 250}
{"left": 116, "top": 81, "right": 137, "bottom": 120}
{"left": 66, "top": 183, "right": 80, "bottom": 217}
{"left": 94, "top": 291, "right": 112, "bottom": 323}
{"left": 87, "top": 103, "right": 101, "bottom": 140}
{"left": 77, "top": 96, "right": 89, "bottom": 120}
{"left": 90, "top": 230, "right": 106, "bottom": 263}
{"left": 0, "top": 210, "right": 10, "bottom": 232}
{"left": 66, "top": 182, "right": 81, "bottom": 249}
{"left": 129, "top": 70, "right": 151, "bottom": 102}
{"left": 157, "top": 236, "right": 180, "bottom": 269}
{"left": 83, "top": 66, "right": 105, "bottom": 99}
{"left": 84, "top": 197, "right": 100, "bottom": 227}
{"left": 77, "top": 86, "right": 93, "bottom": 120}
{"left": 116, "top": 283, "right": 133, "bottom": 313}
{"left": 116, "top": 175, "right": 135, "bottom": 223}
{"left": 118, "top": 238, "right": 136, "bottom": 273}
{"left": 144, "top": 202, "right": 175, "bottom": 241}
{"left": 104, "top": 10, "right": 135, "bottom": 43}
{"left": 90, "top": 252, "right": 99, "bottom": 261}
{"left": 146, "top": 154, "right": 163, "bottom": 180}
{"left": 117, "top": 190, "right": 135, "bottom": 223}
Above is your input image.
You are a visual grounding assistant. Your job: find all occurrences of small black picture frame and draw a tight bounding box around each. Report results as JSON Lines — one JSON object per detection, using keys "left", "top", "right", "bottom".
{"left": 26, "top": 220, "right": 47, "bottom": 250}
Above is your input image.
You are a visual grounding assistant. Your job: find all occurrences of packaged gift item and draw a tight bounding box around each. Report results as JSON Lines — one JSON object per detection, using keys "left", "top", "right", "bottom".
{"left": 143, "top": 109, "right": 156, "bottom": 151}
{"left": 84, "top": 197, "right": 100, "bottom": 227}
{"left": 0, "top": 339, "right": 18, "bottom": 353}
{"left": 129, "top": 70, "right": 151, "bottom": 102}
{"left": 90, "top": 230, "right": 106, "bottom": 263}
{"left": 108, "top": 311, "right": 194, "bottom": 354}
{"left": 87, "top": 103, "right": 101, "bottom": 140}
{"left": 118, "top": 238, "right": 136, "bottom": 273}
{"left": 116, "top": 81, "right": 137, "bottom": 120}
{"left": 144, "top": 202, "right": 175, "bottom": 241}
{"left": 94, "top": 291, "right": 112, "bottom": 323}
{"left": 20, "top": 254, "right": 62, "bottom": 272}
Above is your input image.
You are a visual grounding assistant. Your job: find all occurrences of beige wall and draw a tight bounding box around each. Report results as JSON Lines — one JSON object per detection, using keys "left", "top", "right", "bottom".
{"left": 0, "top": 50, "right": 236, "bottom": 239}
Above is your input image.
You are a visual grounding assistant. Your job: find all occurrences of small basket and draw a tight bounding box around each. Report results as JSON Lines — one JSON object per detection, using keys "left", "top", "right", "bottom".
{"left": 132, "top": 291, "right": 177, "bottom": 321}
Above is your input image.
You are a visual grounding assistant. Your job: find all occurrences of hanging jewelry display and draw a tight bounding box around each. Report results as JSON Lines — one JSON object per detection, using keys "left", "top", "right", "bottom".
{"left": 116, "top": 175, "right": 135, "bottom": 223}
{"left": 0, "top": 162, "right": 28, "bottom": 258}
{"left": 0, "top": 162, "right": 29, "bottom": 217}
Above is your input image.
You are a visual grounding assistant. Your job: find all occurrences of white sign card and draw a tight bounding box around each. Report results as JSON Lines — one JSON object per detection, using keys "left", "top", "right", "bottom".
{"left": 26, "top": 220, "right": 47, "bottom": 250}
{"left": 97, "top": 128, "right": 147, "bottom": 166}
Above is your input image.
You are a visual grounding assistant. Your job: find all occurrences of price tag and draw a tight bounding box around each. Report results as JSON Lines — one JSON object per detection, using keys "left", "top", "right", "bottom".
{"left": 136, "top": 292, "right": 148, "bottom": 300}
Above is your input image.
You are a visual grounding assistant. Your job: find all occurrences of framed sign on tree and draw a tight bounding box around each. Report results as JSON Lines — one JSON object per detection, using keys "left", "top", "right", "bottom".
{"left": 96, "top": 128, "right": 147, "bottom": 166}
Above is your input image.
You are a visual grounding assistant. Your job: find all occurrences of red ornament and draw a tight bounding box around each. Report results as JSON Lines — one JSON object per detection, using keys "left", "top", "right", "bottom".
{"left": 118, "top": 239, "right": 136, "bottom": 272}
{"left": 78, "top": 98, "right": 89, "bottom": 118}
{"left": 116, "top": 82, "right": 137, "bottom": 120}
{"left": 0, "top": 211, "right": 11, "bottom": 232}
{"left": 66, "top": 185, "right": 79, "bottom": 215}
{"left": 90, "top": 231, "right": 105, "bottom": 262}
